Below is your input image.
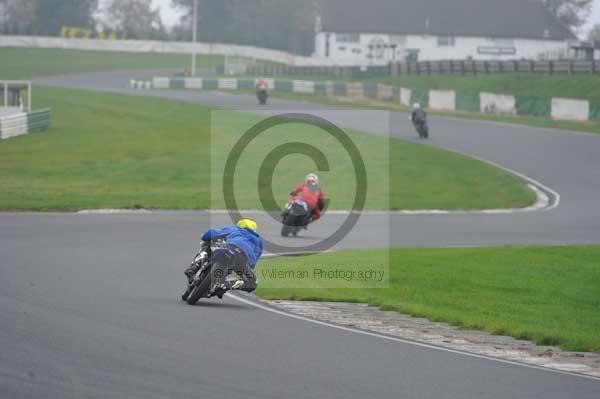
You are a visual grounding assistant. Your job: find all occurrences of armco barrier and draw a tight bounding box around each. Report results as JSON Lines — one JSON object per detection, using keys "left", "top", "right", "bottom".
{"left": 238, "top": 79, "right": 256, "bottom": 89}
{"left": 400, "top": 88, "right": 412, "bottom": 107}
{"left": 292, "top": 80, "right": 315, "bottom": 94}
{"left": 363, "top": 83, "right": 378, "bottom": 99}
{"left": 314, "top": 82, "right": 327, "bottom": 96}
{"left": 410, "top": 89, "right": 429, "bottom": 108}
{"left": 152, "top": 77, "right": 169, "bottom": 89}
{"left": 480, "top": 92, "right": 516, "bottom": 115}
{"left": 377, "top": 84, "right": 396, "bottom": 101}
{"left": 346, "top": 82, "right": 364, "bottom": 98}
{"left": 333, "top": 82, "right": 347, "bottom": 97}
{"left": 429, "top": 90, "right": 456, "bottom": 111}
{"left": 129, "top": 80, "right": 152, "bottom": 90}
{"left": 0, "top": 112, "right": 27, "bottom": 139}
{"left": 274, "top": 80, "right": 293, "bottom": 92}
{"left": 589, "top": 104, "right": 600, "bottom": 122}
{"left": 0, "top": 109, "right": 51, "bottom": 140}
{"left": 142, "top": 76, "right": 600, "bottom": 123}
{"left": 169, "top": 78, "right": 185, "bottom": 90}
{"left": 218, "top": 78, "right": 238, "bottom": 90}
{"left": 516, "top": 96, "right": 551, "bottom": 117}
{"left": 184, "top": 78, "right": 203, "bottom": 90}
{"left": 203, "top": 79, "right": 218, "bottom": 90}
{"left": 456, "top": 91, "right": 481, "bottom": 112}
{"left": 551, "top": 98, "right": 589, "bottom": 121}
{"left": 27, "top": 109, "right": 51, "bottom": 132}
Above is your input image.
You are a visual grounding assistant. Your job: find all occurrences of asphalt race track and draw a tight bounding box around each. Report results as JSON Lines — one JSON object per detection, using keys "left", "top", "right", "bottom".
{"left": 0, "top": 71, "right": 599, "bottom": 398}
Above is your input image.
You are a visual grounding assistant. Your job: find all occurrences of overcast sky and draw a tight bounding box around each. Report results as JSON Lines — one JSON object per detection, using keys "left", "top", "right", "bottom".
{"left": 154, "top": 0, "right": 600, "bottom": 36}
{"left": 154, "top": 0, "right": 184, "bottom": 28}
{"left": 583, "top": 0, "right": 600, "bottom": 34}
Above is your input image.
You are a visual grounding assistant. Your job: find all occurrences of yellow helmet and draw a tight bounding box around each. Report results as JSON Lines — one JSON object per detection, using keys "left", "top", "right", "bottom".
{"left": 237, "top": 218, "right": 258, "bottom": 233}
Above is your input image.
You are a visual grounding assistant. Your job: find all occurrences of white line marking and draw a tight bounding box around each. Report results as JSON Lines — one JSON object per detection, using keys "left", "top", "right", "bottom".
{"left": 77, "top": 209, "right": 152, "bottom": 214}
{"left": 229, "top": 293, "right": 600, "bottom": 382}
{"left": 430, "top": 148, "right": 560, "bottom": 213}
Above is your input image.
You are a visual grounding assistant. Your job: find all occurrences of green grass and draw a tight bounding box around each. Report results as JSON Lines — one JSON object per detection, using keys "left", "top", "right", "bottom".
{"left": 0, "top": 48, "right": 223, "bottom": 80}
{"left": 0, "top": 86, "right": 534, "bottom": 211}
{"left": 370, "top": 74, "right": 600, "bottom": 105}
{"left": 256, "top": 246, "right": 600, "bottom": 352}
{"left": 244, "top": 73, "right": 600, "bottom": 104}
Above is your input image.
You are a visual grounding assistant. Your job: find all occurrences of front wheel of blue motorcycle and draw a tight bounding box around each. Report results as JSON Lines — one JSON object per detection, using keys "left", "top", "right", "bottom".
{"left": 186, "top": 267, "right": 215, "bottom": 305}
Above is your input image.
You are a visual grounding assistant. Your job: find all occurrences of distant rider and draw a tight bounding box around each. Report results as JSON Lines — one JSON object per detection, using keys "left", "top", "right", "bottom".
{"left": 256, "top": 79, "right": 268, "bottom": 93}
{"left": 184, "top": 218, "right": 263, "bottom": 294}
{"left": 289, "top": 173, "right": 326, "bottom": 225}
{"left": 410, "top": 102, "right": 427, "bottom": 125}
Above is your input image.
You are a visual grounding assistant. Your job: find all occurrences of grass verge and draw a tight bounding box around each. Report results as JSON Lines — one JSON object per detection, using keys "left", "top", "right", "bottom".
{"left": 370, "top": 74, "right": 600, "bottom": 105}
{"left": 0, "top": 86, "right": 534, "bottom": 210}
{"left": 243, "top": 73, "right": 600, "bottom": 104}
{"left": 0, "top": 47, "right": 222, "bottom": 80}
{"left": 256, "top": 246, "right": 600, "bottom": 352}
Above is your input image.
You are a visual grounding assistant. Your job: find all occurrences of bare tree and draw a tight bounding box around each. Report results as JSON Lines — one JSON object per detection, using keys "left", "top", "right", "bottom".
{"left": 541, "top": 0, "right": 593, "bottom": 30}
{"left": 588, "top": 23, "right": 600, "bottom": 42}
{"left": 1, "top": 0, "right": 98, "bottom": 35}
{"left": 0, "top": 0, "right": 36, "bottom": 34}
{"left": 170, "top": 0, "right": 317, "bottom": 55}
{"left": 99, "top": 0, "right": 165, "bottom": 39}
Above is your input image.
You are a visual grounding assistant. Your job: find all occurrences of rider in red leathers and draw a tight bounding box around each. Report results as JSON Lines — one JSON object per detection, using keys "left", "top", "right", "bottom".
{"left": 289, "top": 173, "right": 325, "bottom": 225}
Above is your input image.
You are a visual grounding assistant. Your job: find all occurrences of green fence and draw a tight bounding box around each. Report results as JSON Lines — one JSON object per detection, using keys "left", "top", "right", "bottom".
{"left": 148, "top": 76, "right": 599, "bottom": 123}
{"left": 333, "top": 82, "right": 347, "bottom": 96}
{"left": 169, "top": 78, "right": 185, "bottom": 90}
{"left": 27, "top": 109, "right": 51, "bottom": 132}
{"left": 589, "top": 104, "right": 600, "bottom": 122}
{"left": 238, "top": 79, "right": 256, "bottom": 89}
{"left": 363, "top": 83, "right": 378, "bottom": 98}
{"left": 410, "top": 89, "right": 429, "bottom": 108}
{"left": 314, "top": 82, "right": 327, "bottom": 96}
{"left": 203, "top": 79, "right": 218, "bottom": 90}
{"left": 456, "top": 91, "right": 481, "bottom": 112}
{"left": 274, "top": 80, "right": 293, "bottom": 92}
{"left": 515, "top": 96, "right": 551, "bottom": 117}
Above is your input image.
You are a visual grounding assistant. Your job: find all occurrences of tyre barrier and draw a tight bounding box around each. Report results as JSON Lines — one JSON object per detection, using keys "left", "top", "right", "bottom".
{"left": 0, "top": 109, "right": 51, "bottom": 140}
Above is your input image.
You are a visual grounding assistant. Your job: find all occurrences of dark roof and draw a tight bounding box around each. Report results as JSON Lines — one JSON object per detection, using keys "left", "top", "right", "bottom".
{"left": 319, "top": 0, "right": 576, "bottom": 41}
{"left": 573, "top": 41, "right": 600, "bottom": 49}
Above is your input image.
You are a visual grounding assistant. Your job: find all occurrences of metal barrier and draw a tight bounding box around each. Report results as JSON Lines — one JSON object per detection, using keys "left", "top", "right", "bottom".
{"left": 0, "top": 108, "right": 51, "bottom": 140}
{"left": 141, "top": 76, "right": 600, "bottom": 123}
{"left": 390, "top": 60, "right": 600, "bottom": 76}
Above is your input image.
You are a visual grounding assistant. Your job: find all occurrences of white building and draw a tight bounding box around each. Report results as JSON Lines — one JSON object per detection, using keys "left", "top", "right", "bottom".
{"left": 315, "top": 0, "right": 578, "bottom": 66}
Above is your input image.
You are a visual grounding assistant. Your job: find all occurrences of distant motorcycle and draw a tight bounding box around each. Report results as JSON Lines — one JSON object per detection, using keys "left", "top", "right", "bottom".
{"left": 410, "top": 106, "right": 429, "bottom": 139}
{"left": 414, "top": 118, "right": 429, "bottom": 139}
{"left": 181, "top": 240, "right": 237, "bottom": 305}
{"left": 281, "top": 198, "right": 311, "bottom": 237}
{"left": 257, "top": 89, "right": 268, "bottom": 105}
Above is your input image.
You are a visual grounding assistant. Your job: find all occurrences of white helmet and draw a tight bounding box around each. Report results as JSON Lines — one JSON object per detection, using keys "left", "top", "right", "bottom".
{"left": 413, "top": 103, "right": 421, "bottom": 109}
{"left": 305, "top": 173, "right": 319, "bottom": 185}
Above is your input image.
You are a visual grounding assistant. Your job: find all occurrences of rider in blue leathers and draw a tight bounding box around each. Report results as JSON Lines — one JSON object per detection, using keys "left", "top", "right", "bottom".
{"left": 185, "top": 218, "right": 262, "bottom": 293}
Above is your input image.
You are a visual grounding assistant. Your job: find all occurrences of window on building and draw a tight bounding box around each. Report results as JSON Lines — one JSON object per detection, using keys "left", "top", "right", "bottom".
{"left": 336, "top": 33, "right": 360, "bottom": 43}
{"left": 437, "top": 36, "right": 456, "bottom": 47}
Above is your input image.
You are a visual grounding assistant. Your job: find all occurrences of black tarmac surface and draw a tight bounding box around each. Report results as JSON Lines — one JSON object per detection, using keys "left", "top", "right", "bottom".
{"left": 1, "top": 71, "right": 599, "bottom": 398}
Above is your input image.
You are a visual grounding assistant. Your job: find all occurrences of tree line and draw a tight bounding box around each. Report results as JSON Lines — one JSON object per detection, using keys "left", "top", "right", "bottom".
{"left": 0, "top": 0, "right": 598, "bottom": 55}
